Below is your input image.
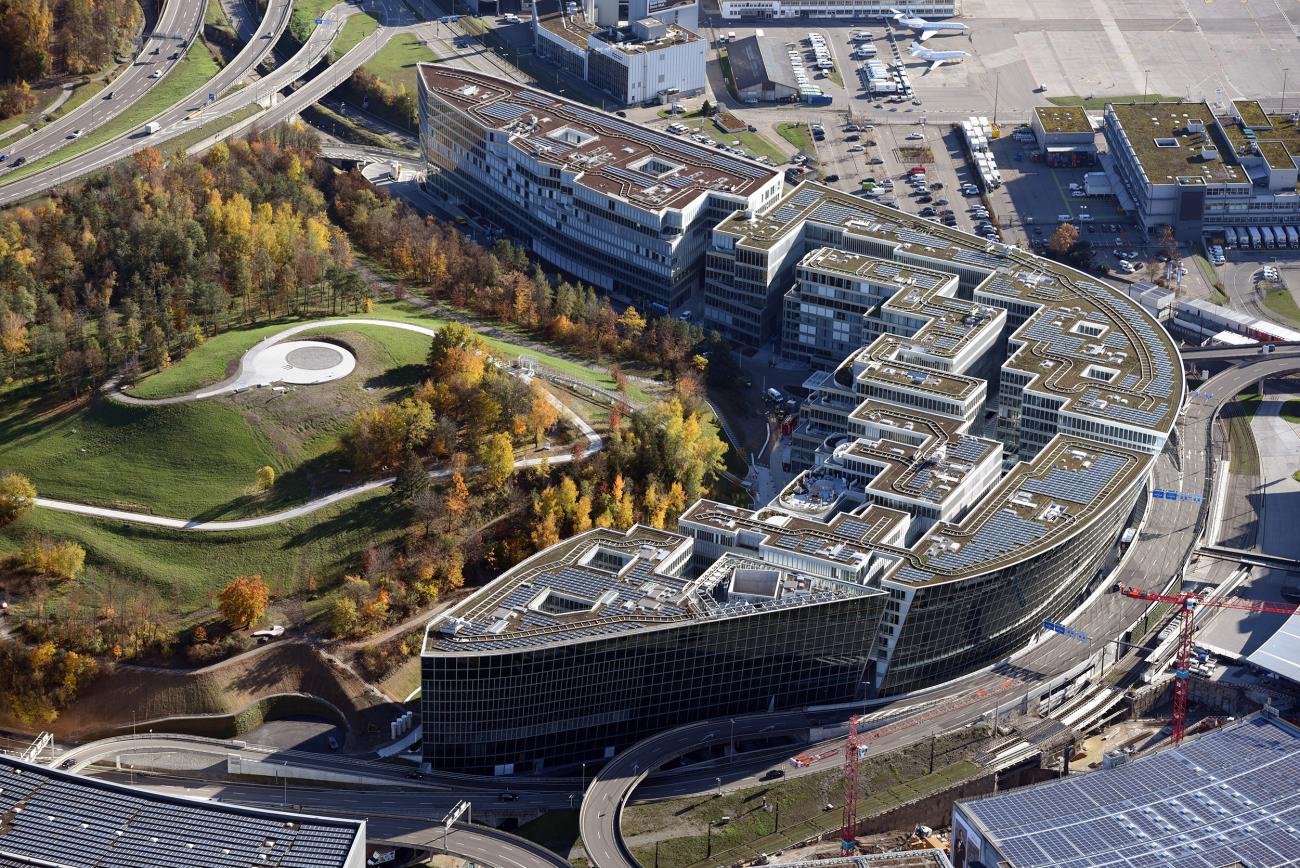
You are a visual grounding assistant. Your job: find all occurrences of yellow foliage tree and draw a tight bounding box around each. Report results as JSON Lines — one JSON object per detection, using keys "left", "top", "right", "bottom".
{"left": 217, "top": 575, "right": 270, "bottom": 628}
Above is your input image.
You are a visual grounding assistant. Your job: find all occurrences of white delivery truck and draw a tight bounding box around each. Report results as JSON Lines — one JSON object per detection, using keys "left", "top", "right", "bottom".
{"left": 142, "top": 121, "right": 161, "bottom": 135}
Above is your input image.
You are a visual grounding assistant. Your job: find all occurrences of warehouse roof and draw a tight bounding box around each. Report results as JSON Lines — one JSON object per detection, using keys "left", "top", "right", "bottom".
{"left": 726, "top": 35, "right": 800, "bottom": 93}
{"left": 0, "top": 756, "right": 363, "bottom": 867}
{"left": 956, "top": 712, "right": 1300, "bottom": 868}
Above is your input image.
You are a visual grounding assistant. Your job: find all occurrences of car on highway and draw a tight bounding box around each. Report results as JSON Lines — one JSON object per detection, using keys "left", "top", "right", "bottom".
{"left": 103, "top": 91, "right": 113, "bottom": 100}
{"left": 406, "top": 770, "right": 426, "bottom": 779}
{"left": 61, "top": 758, "right": 76, "bottom": 769}
{"left": 149, "top": 70, "right": 162, "bottom": 78}
{"left": 498, "top": 792, "right": 520, "bottom": 802}
{"left": 760, "top": 769, "right": 785, "bottom": 781}
{"left": 12, "top": 156, "right": 24, "bottom": 167}
{"left": 67, "top": 129, "right": 82, "bottom": 139}
{"left": 264, "top": 30, "right": 273, "bottom": 37}
{"left": 0, "top": 155, "right": 6, "bottom": 164}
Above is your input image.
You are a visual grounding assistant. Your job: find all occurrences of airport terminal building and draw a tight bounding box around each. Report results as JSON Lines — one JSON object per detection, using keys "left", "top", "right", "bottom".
{"left": 1104, "top": 98, "right": 1300, "bottom": 245}
{"left": 417, "top": 102, "right": 1183, "bottom": 771}
{"left": 417, "top": 66, "right": 781, "bottom": 311}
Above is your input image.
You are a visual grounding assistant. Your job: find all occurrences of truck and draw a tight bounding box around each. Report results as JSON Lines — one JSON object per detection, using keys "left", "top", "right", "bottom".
{"left": 1248, "top": 226, "right": 1262, "bottom": 249}
{"left": 1224, "top": 227, "right": 1238, "bottom": 249}
{"left": 142, "top": 121, "right": 161, "bottom": 135}
{"left": 1262, "top": 226, "right": 1276, "bottom": 249}
{"left": 1287, "top": 226, "right": 1299, "bottom": 248}
{"left": 802, "top": 92, "right": 833, "bottom": 106}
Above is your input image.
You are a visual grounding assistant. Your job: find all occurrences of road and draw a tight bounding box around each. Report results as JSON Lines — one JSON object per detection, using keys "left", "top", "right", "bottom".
{"left": 0, "top": 0, "right": 330, "bottom": 206}
{"left": 0, "top": 0, "right": 208, "bottom": 171}
{"left": 577, "top": 349, "right": 1300, "bottom": 868}
{"left": 33, "top": 317, "right": 603, "bottom": 530}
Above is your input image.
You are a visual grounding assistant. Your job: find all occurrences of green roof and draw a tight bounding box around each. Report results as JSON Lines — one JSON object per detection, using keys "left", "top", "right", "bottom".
{"left": 1034, "top": 106, "right": 1092, "bottom": 135}
{"left": 1108, "top": 102, "right": 1246, "bottom": 184}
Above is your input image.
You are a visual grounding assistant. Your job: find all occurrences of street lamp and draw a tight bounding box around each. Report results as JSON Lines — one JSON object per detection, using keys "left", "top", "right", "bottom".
{"left": 729, "top": 719, "right": 735, "bottom": 763}
{"left": 1283, "top": 69, "right": 1291, "bottom": 115}
{"left": 715, "top": 776, "right": 722, "bottom": 798}
{"left": 1143, "top": 68, "right": 1150, "bottom": 102}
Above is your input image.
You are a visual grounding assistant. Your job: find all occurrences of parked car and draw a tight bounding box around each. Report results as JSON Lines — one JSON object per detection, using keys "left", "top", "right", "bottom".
{"left": 824, "top": 173, "right": 840, "bottom": 182}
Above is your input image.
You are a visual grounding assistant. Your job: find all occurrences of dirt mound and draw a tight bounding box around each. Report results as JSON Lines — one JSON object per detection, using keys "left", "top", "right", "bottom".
{"left": 50, "top": 641, "right": 397, "bottom": 748}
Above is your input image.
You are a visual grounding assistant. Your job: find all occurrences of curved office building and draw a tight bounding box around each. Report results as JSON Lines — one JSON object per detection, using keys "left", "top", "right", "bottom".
{"left": 418, "top": 74, "right": 1183, "bottom": 771}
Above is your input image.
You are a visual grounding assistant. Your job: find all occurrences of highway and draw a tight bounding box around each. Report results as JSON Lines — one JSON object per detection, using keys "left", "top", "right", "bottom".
{"left": 0, "top": 0, "right": 208, "bottom": 171}
{"left": 578, "top": 348, "right": 1300, "bottom": 868}
{"left": 0, "top": 0, "right": 317, "bottom": 206}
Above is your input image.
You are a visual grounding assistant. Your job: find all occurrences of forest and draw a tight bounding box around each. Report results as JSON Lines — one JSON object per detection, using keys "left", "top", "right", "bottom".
{"left": 0, "top": 0, "right": 141, "bottom": 118}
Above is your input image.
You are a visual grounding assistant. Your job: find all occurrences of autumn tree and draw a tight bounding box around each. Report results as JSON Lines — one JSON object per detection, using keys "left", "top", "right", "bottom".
{"left": 1047, "top": 223, "right": 1079, "bottom": 258}
{"left": 0, "top": 473, "right": 36, "bottom": 528}
{"left": 20, "top": 538, "right": 85, "bottom": 580}
{"left": 478, "top": 432, "right": 516, "bottom": 489}
{"left": 330, "top": 597, "right": 358, "bottom": 637}
{"left": 217, "top": 575, "right": 270, "bottom": 629}
{"left": 445, "top": 471, "right": 470, "bottom": 530}
{"left": 255, "top": 465, "right": 276, "bottom": 491}
{"left": 527, "top": 381, "right": 561, "bottom": 447}
{"left": 1, "top": 310, "right": 29, "bottom": 372}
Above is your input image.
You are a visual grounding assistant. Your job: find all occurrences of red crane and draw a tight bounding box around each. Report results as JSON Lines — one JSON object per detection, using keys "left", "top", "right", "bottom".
{"left": 841, "top": 715, "right": 861, "bottom": 853}
{"left": 1119, "top": 584, "right": 1297, "bottom": 744}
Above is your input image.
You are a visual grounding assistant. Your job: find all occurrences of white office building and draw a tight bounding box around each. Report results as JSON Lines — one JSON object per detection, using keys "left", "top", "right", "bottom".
{"left": 417, "top": 66, "right": 782, "bottom": 310}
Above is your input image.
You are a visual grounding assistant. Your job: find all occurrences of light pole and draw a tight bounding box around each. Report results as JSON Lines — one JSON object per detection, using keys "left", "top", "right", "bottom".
{"left": 729, "top": 718, "right": 735, "bottom": 763}
{"left": 581, "top": 762, "right": 586, "bottom": 795}
{"left": 1143, "top": 68, "right": 1150, "bottom": 102}
{"left": 715, "top": 776, "right": 722, "bottom": 798}
{"left": 1283, "top": 69, "right": 1291, "bottom": 114}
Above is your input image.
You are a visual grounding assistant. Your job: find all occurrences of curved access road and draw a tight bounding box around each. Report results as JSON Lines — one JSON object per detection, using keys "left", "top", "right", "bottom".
{"left": 62, "top": 733, "right": 573, "bottom": 866}
{"left": 35, "top": 318, "right": 603, "bottom": 531}
{"left": 579, "top": 349, "right": 1300, "bottom": 868}
{"left": 0, "top": 0, "right": 208, "bottom": 170}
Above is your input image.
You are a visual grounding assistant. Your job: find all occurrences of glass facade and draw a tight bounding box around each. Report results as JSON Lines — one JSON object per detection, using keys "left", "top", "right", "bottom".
{"left": 422, "top": 591, "right": 884, "bottom": 774}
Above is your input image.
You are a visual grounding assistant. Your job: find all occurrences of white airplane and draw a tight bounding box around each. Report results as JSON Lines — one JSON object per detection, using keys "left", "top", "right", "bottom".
{"left": 891, "top": 8, "right": 970, "bottom": 42}
{"left": 909, "top": 41, "right": 970, "bottom": 72}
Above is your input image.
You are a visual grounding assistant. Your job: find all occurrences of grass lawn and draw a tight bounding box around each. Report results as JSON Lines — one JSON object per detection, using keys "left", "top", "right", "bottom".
{"left": 169, "top": 104, "right": 261, "bottom": 153}
{"left": 777, "top": 121, "right": 813, "bottom": 153}
{"left": 1048, "top": 94, "right": 1181, "bottom": 109}
{"left": 290, "top": 0, "right": 342, "bottom": 44}
{"left": 729, "top": 129, "right": 784, "bottom": 163}
{"left": 1261, "top": 285, "right": 1300, "bottom": 328}
{"left": 658, "top": 108, "right": 703, "bottom": 120}
{"left": 827, "top": 64, "right": 843, "bottom": 88}
{"left": 206, "top": 0, "right": 237, "bottom": 40}
{"left": 715, "top": 50, "right": 740, "bottom": 100}
{"left": 1226, "top": 391, "right": 1262, "bottom": 477}
{"left": 626, "top": 760, "right": 979, "bottom": 867}
{"left": 0, "top": 46, "right": 222, "bottom": 187}
{"left": 129, "top": 297, "right": 649, "bottom": 403}
{"left": 329, "top": 14, "right": 380, "bottom": 62}
{"left": 0, "top": 82, "right": 67, "bottom": 139}
{"left": 0, "top": 487, "right": 408, "bottom": 611}
{"left": 0, "top": 323, "right": 433, "bottom": 519}
{"left": 51, "top": 79, "right": 111, "bottom": 121}
{"left": 361, "top": 32, "right": 439, "bottom": 92}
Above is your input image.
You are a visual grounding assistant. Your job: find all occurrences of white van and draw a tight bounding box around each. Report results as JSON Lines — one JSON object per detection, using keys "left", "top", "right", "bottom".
{"left": 765, "top": 387, "right": 783, "bottom": 402}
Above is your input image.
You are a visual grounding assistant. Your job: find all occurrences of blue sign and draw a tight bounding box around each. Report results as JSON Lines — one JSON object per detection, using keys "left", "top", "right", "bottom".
{"left": 1153, "top": 489, "right": 1169, "bottom": 499}
{"left": 1044, "top": 619, "right": 1091, "bottom": 644}
{"left": 315, "top": 17, "right": 334, "bottom": 24}
{"left": 208, "top": 92, "right": 215, "bottom": 102}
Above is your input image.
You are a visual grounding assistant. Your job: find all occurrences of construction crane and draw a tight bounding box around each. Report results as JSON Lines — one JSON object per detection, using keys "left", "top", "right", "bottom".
{"left": 841, "top": 716, "right": 861, "bottom": 853}
{"left": 1119, "top": 584, "right": 1297, "bottom": 744}
{"left": 837, "top": 679, "right": 1022, "bottom": 853}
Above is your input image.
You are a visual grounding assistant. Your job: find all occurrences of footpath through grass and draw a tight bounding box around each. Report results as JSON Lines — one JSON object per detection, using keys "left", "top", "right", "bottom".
{"left": 0, "top": 487, "right": 406, "bottom": 611}
{"left": 130, "top": 296, "right": 646, "bottom": 402}
{"left": 0, "top": 47, "right": 222, "bottom": 186}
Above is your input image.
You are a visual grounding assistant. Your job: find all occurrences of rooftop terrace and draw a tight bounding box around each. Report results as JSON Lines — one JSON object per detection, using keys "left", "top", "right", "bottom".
{"left": 424, "top": 526, "right": 878, "bottom": 652}
{"left": 1218, "top": 102, "right": 1300, "bottom": 172}
{"left": 718, "top": 183, "right": 1181, "bottom": 434}
{"left": 418, "top": 66, "right": 778, "bottom": 212}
